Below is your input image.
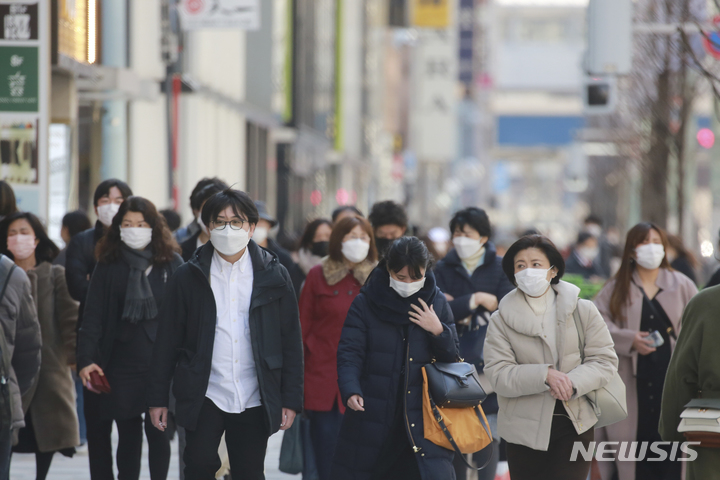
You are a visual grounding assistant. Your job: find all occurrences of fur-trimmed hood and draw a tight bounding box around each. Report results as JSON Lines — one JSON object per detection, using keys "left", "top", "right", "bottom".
{"left": 321, "top": 257, "right": 377, "bottom": 286}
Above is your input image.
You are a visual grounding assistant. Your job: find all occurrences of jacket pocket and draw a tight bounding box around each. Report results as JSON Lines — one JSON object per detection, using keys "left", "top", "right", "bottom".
{"left": 264, "top": 354, "right": 283, "bottom": 370}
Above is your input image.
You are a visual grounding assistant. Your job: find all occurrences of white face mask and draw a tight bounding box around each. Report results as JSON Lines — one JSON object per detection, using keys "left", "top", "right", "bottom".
{"left": 197, "top": 214, "right": 208, "bottom": 235}
{"left": 120, "top": 227, "right": 153, "bottom": 250}
{"left": 253, "top": 226, "right": 269, "bottom": 245}
{"left": 578, "top": 246, "right": 599, "bottom": 262}
{"left": 211, "top": 227, "right": 250, "bottom": 256}
{"left": 7, "top": 234, "right": 36, "bottom": 260}
{"left": 389, "top": 275, "right": 426, "bottom": 298}
{"left": 97, "top": 203, "right": 121, "bottom": 227}
{"left": 585, "top": 224, "right": 603, "bottom": 238}
{"left": 453, "top": 236, "right": 484, "bottom": 260}
{"left": 635, "top": 243, "right": 665, "bottom": 270}
{"left": 515, "top": 266, "right": 554, "bottom": 297}
{"left": 341, "top": 238, "right": 370, "bottom": 264}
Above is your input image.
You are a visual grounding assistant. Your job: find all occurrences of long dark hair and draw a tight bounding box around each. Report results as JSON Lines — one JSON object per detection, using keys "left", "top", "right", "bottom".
{"left": 0, "top": 212, "right": 59, "bottom": 264}
{"left": 0, "top": 181, "right": 18, "bottom": 217}
{"left": 96, "top": 196, "right": 180, "bottom": 265}
{"left": 609, "top": 222, "right": 670, "bottom": 326}
{"left": 298, "top": 218, "right": 333, "bottom": 251}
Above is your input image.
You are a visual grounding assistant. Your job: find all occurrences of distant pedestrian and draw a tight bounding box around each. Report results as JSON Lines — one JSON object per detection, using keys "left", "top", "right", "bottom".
{"left": 564, "top": 232, "right": 604, "bottom": 280}
{"left": 148, "top": 188, "right": 303, "bottom": 480}
{"left": 368, "top": 200, "right": 407, "bottom": 258}
{"left": 484, "top": 234, "right": 617, "bottom": 480}
{"left": 299, "top": 216, "right": 378, "bottom": 480}
{"left": 175, "top": 178, "right": 228, "bottom": 245}
{"left": 331, "top": 205, "right": 363, "bottom": 224}
{"left": 666, "top": 234, "right": 698, "bottom": 284}
{"left": 332, "top": 237, "right": 459, "bottom": 480}
{"left": 65, "top": 179, "right": 132, "bottom": 480}
{"left": 1, "top": 213, "right": 79, "bottom": 480}
{"left": 77, "top": 197, "right": 182, "bottom": 480}
{"left": 54, "top": 210, "right": 92, "bottom": 267}
{"left": 160, "top": 209, "right": 182, "bottom": 234}
{"left": 582, "top": 215, "right": 613, "bottom": 278}
{"left": 0, "top": 181, "right": 18, "bottom": 221}
{"left": 297, "top": 218, "right": 333, "bottom": 277}
{"left": 180, "top": 183, "right": 226, "bottom": 262}
{"left": 593, "top": 223, "right": 697, "bottom": 480}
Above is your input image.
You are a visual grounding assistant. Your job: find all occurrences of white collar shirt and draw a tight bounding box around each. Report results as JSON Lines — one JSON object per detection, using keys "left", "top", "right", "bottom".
{"left": 205, "top": 248, "right": 261, "bottom": 413}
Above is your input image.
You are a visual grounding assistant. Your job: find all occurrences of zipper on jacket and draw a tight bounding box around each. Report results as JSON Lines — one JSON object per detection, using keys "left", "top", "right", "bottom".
{"left": 403, "top": 339, "right": 420, "bottom": 453}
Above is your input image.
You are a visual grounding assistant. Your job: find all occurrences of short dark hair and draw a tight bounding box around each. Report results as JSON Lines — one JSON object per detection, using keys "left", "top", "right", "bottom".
{"left": 160, "top": 209, "right": 182, "bottom": 232}
{"left": 502, "top": 235, "right": 565, "bottom": 286}
{"left": 368, "top": 201, "right": 407, "bottom": 229}
{"left": 195, "top": 183, "right": 226, "bottom": 211}
{"left": 93, "top": 179, "right": 133, "bottom": 207}
{"left": 0, "top": 212, "right": 60, "bottom": 264}
{"left": 328, "top": 216, "right": 377, "bottom": 263}
{"left": 576, "top": 231, "right": 595, "bottom": 246}
{"left": 449, "top": 207, "right": 491, "bottom": 238}
{"left": 0, "top": 181, "right": 17, "bottom": 217}
{"left": 96, "top": 196, "right": 180, "bottom": 265}
{"left": 584, "top": 214, "right": 603, "bottom": 226}
{"left": 332, "top": 205, "right": 363, "bottom": 223}
{"left": 190, "top": 177, "right": 229, "bottom": 211}
{"left": 299, "top": 218, "right": 333, "bottom": 250}
{"left": 62, "top": 210, "right": 92, "bottom": 238}
{"left": 385, "top": 237, "right": 433, "bottom": 281}
{"left": 201, "top": 189, "right": 259, "bottom": 228}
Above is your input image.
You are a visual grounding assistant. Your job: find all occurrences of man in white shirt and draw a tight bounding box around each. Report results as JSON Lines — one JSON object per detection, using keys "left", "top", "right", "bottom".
{"left": 148, "top": 189, "right": 303, "bottom": 480}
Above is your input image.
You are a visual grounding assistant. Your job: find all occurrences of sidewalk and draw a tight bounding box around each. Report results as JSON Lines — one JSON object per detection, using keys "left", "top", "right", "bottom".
{"left": 9, "top": 427, "right": 295, "bottom": 480}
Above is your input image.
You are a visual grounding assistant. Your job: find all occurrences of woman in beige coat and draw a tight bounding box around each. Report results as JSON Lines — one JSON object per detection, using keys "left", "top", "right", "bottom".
{"left": 1, "top": 212, "right": 80, "bottom": 480}
{"left": 594, "top": 223, "right": 697, "bottom": 480}
{"left": 484, "top": 235, "right": 618, "bottom": 480}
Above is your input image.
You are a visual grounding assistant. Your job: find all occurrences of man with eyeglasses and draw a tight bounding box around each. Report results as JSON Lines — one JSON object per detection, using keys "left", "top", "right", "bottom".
{"left": 147, "top": 188, "right": 303, "bottom": 480}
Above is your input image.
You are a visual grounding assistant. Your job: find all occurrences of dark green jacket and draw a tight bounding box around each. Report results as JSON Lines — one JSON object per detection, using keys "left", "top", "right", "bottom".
{"left": 660, "top": 285, "right": 720, "bottom": 478}
{"left": 147, "top": 240, "right": 303, "bottom": 433}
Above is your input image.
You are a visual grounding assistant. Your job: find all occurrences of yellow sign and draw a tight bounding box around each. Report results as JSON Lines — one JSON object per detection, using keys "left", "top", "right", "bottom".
{"left": 412, "top": 0, "right": 451, "bottom": 28}
{"left": 57, "top": 0, "right": 88, "bottom": 64}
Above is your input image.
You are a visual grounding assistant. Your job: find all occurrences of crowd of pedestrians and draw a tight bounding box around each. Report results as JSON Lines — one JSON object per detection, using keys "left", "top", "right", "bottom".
{"left": 0, "top": 174, "right": 719, "bottom": 480}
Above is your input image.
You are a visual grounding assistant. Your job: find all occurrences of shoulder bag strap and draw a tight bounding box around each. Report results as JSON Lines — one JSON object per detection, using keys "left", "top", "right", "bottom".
{"left": 630, "top": 280, "right": 677, "bottom": 340}
{"left": 573, "top": 304, "right": 585, "bottom": 362}
{"left": 429, "top": 396, "right": 494, "bottom": 471}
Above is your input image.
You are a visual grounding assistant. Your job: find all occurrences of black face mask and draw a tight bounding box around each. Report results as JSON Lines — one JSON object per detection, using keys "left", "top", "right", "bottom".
{"left": 310, "top": 241, "right": 329, "bottom": 257}
{"left": 375, "top": 237, "right": 395, "bottom": 256}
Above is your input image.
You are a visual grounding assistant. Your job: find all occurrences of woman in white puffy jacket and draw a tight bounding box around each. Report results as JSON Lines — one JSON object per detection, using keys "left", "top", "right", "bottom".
{"left": 484, "top": 234, "right": 618, "bottom": 480}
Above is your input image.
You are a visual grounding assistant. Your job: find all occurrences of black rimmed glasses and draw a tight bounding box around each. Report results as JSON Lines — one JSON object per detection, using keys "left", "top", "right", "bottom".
{"left": 210, "top": 219, "right": 247, "bottom": 231}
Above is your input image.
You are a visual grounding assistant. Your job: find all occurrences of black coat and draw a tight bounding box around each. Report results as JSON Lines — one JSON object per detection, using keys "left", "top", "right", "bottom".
{"left": 332, "top": 267, "right": 459, "bottom": 480}
{"left": 265, "top": 238, "right": 305, "bottom": 300}
{"left": 76, "top": 252, "right": 183, "bottom": 419}
{"left": 565, "top": 249, "right": 605, "bottom": 279}
{"left": 147, "top": 241, "right": 304, "bottom": 434}
{"left": 65, "top": 222, "right": 104, "bottom": 327}
{"left": 706, "top": 267, "right": 720, "bottom": 289}
{"left": 180, "top": 230, "right": 201, "bottom": 262}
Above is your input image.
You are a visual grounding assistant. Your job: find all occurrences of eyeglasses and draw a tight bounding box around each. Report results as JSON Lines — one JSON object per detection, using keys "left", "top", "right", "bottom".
{"left": 210, "top": 220, "right": 247, "bottom": 231}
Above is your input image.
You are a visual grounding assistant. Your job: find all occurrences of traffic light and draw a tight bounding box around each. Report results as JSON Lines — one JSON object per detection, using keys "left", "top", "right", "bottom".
{"left": 584, "top": 76, "right": 617, "bottom": 115}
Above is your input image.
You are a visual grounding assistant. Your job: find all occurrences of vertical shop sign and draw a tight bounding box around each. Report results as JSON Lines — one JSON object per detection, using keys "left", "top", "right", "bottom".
{"left": 458, "top": 0, "right": 473, "bottom": 86}
{"left": 0, "top": 0, "right": 48, "bottom": 218}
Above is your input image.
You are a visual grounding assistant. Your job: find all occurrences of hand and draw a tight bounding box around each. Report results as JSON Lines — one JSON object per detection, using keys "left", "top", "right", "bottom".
{"left": 348, "top": 395, "right": 365, "bottom": 412}
{"left": 473, "top": 292, "right": 498, "bottom": 311}
{"left": 79, "top": 364, "right": 104, "bottom": 394}
{"left": 632, "top": 331, "right": 657, "bottom": 356}
{"left": 280, "top": 408, "right": 297, "bottom": 430}
{"left": 150, "top": 407, "right": 169, "bottom": 432}
{"left": 546, "top": 368, "right": 574, "bottom": 401}
{"left": 444, "top": 293, "right": 455, "bottom": 301}
{"left": 409, "top": 298, "right": 444, "bottom": 336}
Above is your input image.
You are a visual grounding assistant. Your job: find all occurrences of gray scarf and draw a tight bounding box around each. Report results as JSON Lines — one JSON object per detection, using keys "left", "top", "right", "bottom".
{"left": 121, "top": 244, "right": 158, "bottom": 323}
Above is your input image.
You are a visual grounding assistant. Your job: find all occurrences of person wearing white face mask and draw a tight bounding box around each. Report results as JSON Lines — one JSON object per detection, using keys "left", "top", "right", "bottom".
{"left": 297, "top": 216, "right": 378, "bottom": 480}
{"left": 77, "top": 197, "right": 182, "bottom": 480}
{"left": 63, "top": 179, "right": 133, "bottom": 479}
{"left": 565, "top": 232, "right": 605, "bottom": 281}
{"left": 483, "top": 234, "right": 618, "bottom": 480}
{"left": 180, "top": 183, "right": 226, "bottom": 262}
{"left": 434, "top": 207, "right": 514, "bottom": 480}
{"left": 333, "top": 236, "right": 459, "bottom": 480}
{"left": 148, "top": 188, "right": 303, "bottom": 480}
{"left": 593, "top": 223, "right": 697, "bottom": 480}
{"left": 0, "top": 212, "right": 77, "bottom": 480}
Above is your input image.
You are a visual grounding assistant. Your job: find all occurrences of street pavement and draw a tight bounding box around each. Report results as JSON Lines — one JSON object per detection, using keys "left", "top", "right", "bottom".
{"left": 10, "top": 427, "right": 295, "bottom": 480}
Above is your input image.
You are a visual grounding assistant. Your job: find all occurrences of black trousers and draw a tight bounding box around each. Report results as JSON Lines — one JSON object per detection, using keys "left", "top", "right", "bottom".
{"left": 184, "top": 398, "right": 269, "bottom": 480}
{"left": 84, "top": 387, "right": 114, "bottom": 480}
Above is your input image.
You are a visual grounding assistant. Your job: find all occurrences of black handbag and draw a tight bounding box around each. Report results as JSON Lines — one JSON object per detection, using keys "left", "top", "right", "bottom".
{"left": 424, "top": 361, "right": 493, "bottom": 471}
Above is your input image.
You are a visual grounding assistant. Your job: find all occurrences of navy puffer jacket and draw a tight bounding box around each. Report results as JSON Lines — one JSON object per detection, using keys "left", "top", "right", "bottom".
{"left": 332, "top": 267, "right": 459, "bottom": 480}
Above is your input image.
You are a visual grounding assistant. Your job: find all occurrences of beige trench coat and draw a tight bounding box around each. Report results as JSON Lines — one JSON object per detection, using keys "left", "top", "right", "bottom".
{"left": 25, "top": 262, "right": 80, "bottom": 452}
{"left": 484, "top": 281, "right": 618, "bottom": 451}
{"left": 593, "top": 268, "right": 697, "bottom": 480}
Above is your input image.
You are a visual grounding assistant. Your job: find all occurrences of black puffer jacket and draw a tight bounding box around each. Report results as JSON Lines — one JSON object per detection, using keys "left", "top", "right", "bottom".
{"left": 147, "top": 241, "right": 304, "bottom": 433}
{"left": 65, "top": 222, "right": 105, "bottom": 326}
{"left": 332, "top": 267, "right": 459, "bottom": 480}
